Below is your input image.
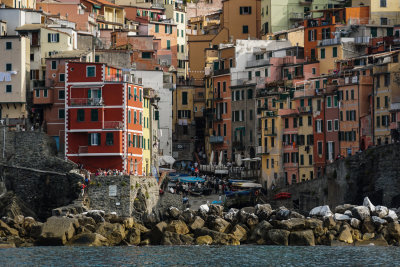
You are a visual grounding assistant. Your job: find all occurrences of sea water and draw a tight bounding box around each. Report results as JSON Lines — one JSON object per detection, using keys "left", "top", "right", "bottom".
{"left": 1, "top": 245, "right": 400, "bottom": 266}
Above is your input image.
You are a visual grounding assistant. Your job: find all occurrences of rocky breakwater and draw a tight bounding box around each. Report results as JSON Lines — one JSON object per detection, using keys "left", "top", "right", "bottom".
{"left": 1, "top": 197, "right": 400, "bottom": 247}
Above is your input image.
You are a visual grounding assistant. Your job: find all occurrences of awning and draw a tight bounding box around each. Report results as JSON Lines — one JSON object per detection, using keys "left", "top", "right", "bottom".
{"left": 159, "top": 155, "right": 176, "bottom": 166}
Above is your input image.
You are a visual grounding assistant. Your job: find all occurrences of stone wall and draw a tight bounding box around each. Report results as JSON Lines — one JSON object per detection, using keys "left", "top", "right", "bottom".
{"left": 87, "top": 175, "right": 159, "bottom": 218}
{"left": 271, "top": 144, "right": 400, "bottom": 212}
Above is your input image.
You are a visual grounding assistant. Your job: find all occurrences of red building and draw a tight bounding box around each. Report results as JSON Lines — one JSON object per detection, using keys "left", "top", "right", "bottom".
{"left": 65, "top": 62, "right": 143, "bottom": 174}
{"left": 281, "top": 109, "right": 299, "bottom": 185}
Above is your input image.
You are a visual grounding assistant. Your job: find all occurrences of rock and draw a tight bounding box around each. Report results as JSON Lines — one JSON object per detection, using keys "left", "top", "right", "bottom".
{"left": 139, "top": 239, "right": 151, "bottom": 246}
{"left": 266, "top": 229, "right": 290, "bottom": 246}
{"left": 68, "top": 233, "right": 109, "bottom": 246}
{"left": 352, "top": 206, "right": 370, "bottom": 221}
{"left": 352, "top": 229, "right": 362, "bottom": 241}
{"left": 344, "top": 210, "right": 352, "bottom": 217}
{"left": 0, "top": 219, "right": 19, "bottom": 237}
{"left": 224, "top": 208, "right": 239, "bottom": 223}
{"left": 96, "top": 222, "right": 126, "bottom": 246}
{"left": 181, "top": 209, "right": 195, "bottom": 224}
{"left": 387, "top": 222, "right": 400, "bottom": 241}
{"left": 230, "top": 224, "right": 247, "bottom": 242}
{"left": 363, "top": 197, "right": 375, "bottom": 213}
{"left": 161, "top": 231, "right": 193, "bottom": 245}
{"left": 372, "top": 216, "right": 387, "bottom": 227}
{"left": 249, "top": 220, "right": 273, "bottom": 242}
{"left": 361, "top": 220, "right": 375, "bottom": 234}
{"left": 238, "top": 207, "right": 255, "bottom": 224}
{"left": 165, "top": 220, "right": 189, "bottom": 235}
{"left": 85, "top": 211, "right": 105, "bottom": 224}
{"left": 385, "top": 210, "right": 398, "bottom": 222}
{"left": 276, "top": 218, "right": 306, "bottom": 231}
{"left": 276, "top": 208, "right": 291, "bottom": 220}
{"left": 373, "top": 206, "right": 388, "bottom": 218}
{"left": 77, "top": 215, "right": 96, "bottom": 228}
{"left": 334, "top": 204, "right": 356, "bottom": 214}
{"left": 246, "top": 214, "right": 259, "bottom": 229}
{"left": 289, "top": 230, "right": 315, "bottom": 246}
{"left": 123, "top": 218, "right": 135, "bottom": 229}
{"left": 0, "top": 192, "right": 37, "bottom": 220}
{"left": 142, "top": 212, "right": 159, "bottom": 228}
{"left": 39, "top": 216, "right": 78, "bottom": 245}
{"left": 149, "top": 221, "right": 167, "bottom": 244}
{"left": 255, "top": 204, "right": 273, "bottom": 221}
{"left": 208, "top": 204, "right": 224, "bottom": 217}
{"left": 0, "top": 242, "right": 16, "bottom": 248}
{"left": 167, "top": 207, "right": 181, "bottom": 220}
{"left": 354, "top": 239, "right": 388, "bottom": 246}
{"left": 338, "top": 225, "right": 353, "bottom": 244}
{"left": 199, "top": 204, "right": 209, "bottom": 213}
{"left": 195, "top": 227, "right": 240, "bottom": 245}
{"left": 126, "top": 228, "right": 141, "bottom": 245}
{"left": 196, "top": 235, "right": 213, "bottom": 245}
{"left": 350, "top": 218, "right": 361, "bottom": 229}
{"left": 309, "top": 205, "right": 332, "bottom": 217}
{"left": 334, "top": 213, "right": 351, "bottom": 221}
{"left": 189, "top": 216, "right": 205, "bottom": 231}
{"left": 208, "top": 217, "right": 230, "bottom": 233}
{"left": 29, "top": 222, "right": 43, "bottom": 239}
{"left": 362, "top": 232, "right": 375, "bottom": 240}
{"left": 305, "top": 218, "right": 323, "bottom": 229}
{"left": 323, "top": 216, "right": 336, "bottom": 229}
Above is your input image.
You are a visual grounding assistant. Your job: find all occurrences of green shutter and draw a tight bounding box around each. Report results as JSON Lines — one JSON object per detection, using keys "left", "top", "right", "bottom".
{"left": 56, "top": 33, "right": 59, "bottom": 42}
{"left": 48, "top": 33, "right": 51, "bottom": 42}
{"left": 167, "top": 40, "right": 170, "bottom": 50}
{"left": 88, "top": 90, "right": 92, "bottom": 98}
{"left": 97, "top": 90, "right": 101, "bottom": 98}
{"left": 333, "top": 47, "right": 337, "bottom": 57}
{"left": 155, "top": 110, "right": 159, "bottom": 120}
{"left": 88, "top": 134, "right": 91, "bottom": 146}
{"left": 97, "top": 133, "right": 101, "bottom": 145}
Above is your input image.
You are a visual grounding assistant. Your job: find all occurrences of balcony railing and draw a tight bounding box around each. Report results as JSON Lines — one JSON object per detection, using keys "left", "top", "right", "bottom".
{"left": 70, "top": 98, "right": 104, "bottom": 106}
{"left": 298, "top": 106, "right": 312, "bottom": 113}
{"left": 355, "top": 36, "right": 370, "bottom": 44}
{"left": 33, "top": 80, "right": 45, "bottom": 88}
{"left": 319, "top": 38, "right": 341, "bottom": 46}
{"left": 299, "top": 0, "right": 312, "bottom": 5}
{"left": 289, "top": 12, "right": 304, "bottom": 20}
{"left": 103, "top": 121, "right": 123, "bottom": 129}
{"left": 263, "top": 127, "right": 277, "bottom": 136}
{"left": 246, "top": 59, "right": 269, "bottom": 68}
{"left": 209, "top": 136, "right": 224, "bottom": 143}
{"left": 213, "top": 68, "right": 230, "bottom": 76}
{"left": 256, "top": 146, "right": 269, "bottom": 154}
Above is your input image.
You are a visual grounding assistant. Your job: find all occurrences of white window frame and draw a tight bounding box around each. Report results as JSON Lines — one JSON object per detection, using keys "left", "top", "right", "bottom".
{"left": 51, "top": 60, "right": 57, "bottom": 70}
{"left": 86, "top": 66, "right": 96, "bottom": 77}
{"left": 59, "top": 73, "right": 65, "bottom": 82}
{"left": 43, "top": 89, "right": 48, "bottom": 98}
{"left": 90, "top": 133, "right": 99, "bottom": 146}
{"left": 316, "top": 119, "right": 322, "bottom": 133}
{"left": 49, "top": 33, "right": 58, "bottom": 43}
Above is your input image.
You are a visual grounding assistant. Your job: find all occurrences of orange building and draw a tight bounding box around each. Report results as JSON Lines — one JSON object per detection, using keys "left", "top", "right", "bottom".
{"left": 65, "top": 62, "right": 143, "bottom": 174}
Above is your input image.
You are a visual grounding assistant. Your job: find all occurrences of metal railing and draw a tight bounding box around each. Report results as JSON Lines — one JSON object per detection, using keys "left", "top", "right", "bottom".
{"left": 213, "top": 68, "right": 230, "bottom": 76}
{"left": 256, "top": 146, "right": 269, "bottom": 154}
{"left": 298, "top": 106, "right": 312, "bottom": 113}
{"left": 319, "top": 38, "right": 341, "bottom": 46}
{"left": 103, "top": 121, "right": 123, "bottom": 129}
{"left": 70, "top": 98, "right": 104, "bottom": 106}
{"left": 246, "top": 59, "right": 269, "bottom": 68}
{"left": 263, "top": 127, "right": 277, "bottom": 136}
{"left": 209, "top": 136, "right": 224, "bottom": 143}
{"left": 289, "top": 12, "right": 304, "bottom": 20}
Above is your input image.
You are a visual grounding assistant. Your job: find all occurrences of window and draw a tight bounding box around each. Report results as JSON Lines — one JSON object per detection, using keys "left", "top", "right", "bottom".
{"left": 57, "top": 89, "right": 65, "bottom": 100}
{"left": 48, "top": 33, "right": 60, "bottom": 43}
{"left": 377, "top": 97, "right": 380, "bottom": 108}
{"left": 384, "top": 96, "right": 389, "bottom": 107}
{"left": 44, "top": 89, "right": 48, "bottom": 98}
{"left": 308, "top": 29, "right": 316, "bottom": 41}
{"left": 299, "top": 117, "right": 303, "bottom": 126}
{"left": 181, "top": 45, "right": 184, "bottom": 53}
{"left": 327, "top": 120, "right": 332, "bottom": 131}
{"left": 243, "top": 25, "right": 248, "bottom": 34}
{"left": 315, "top": 80, "right": 320, "bottom": 89}
{"left": 333, "top": 95, "right": 338, "bottom": 107}
{"left": 334, "top": 119, "right": 339, "bottom": 131}
{"left": 134, "top": 111, "right": 137, "bottom": 124}
{"left": 318, "top": 141, "right": 323, "bottom": 155}
{"left": 91, "top": 109, "right": 98, "bottom": 121}
{"left": 265, "top": 68, "right": 268, "bottom": 77}
{"left": 223, "top": 124, "right": 226, "bottom": 136}
{"left": 35, "top": 90, "right": 40, "bottom": 98}
{"left": 77, "top": 109, "right": 85, "bottom": 122}
{"left": 380, "top": 0, "right": 386, "bottom": 7}
{"left": 300, "top": 155, "right": 304, "bottom": 165}
{"left": 6, "top": 85, "right": 11, "bottom": 93}
{"left": 327, "top": 96, "right": 331, "bottom": 107}
{"left": 142, "top": 52, "right": 151, "bottom": 59}
{"left": 223, "top": 82, "right": 226, "bottom": 92}
{"left": 6, "top": 63, "right": 11, "bottom": 71}
{"left": 128, "top": 110, "right": 131, "bottom": 123}
{"left": 312, "top": 68, "right": 316, "bottom": 75}
{"left": 86, "top": 66, "right": 96, "bottom": 77}
{"left": 320, "top": 48, "right": 325, "bottom": 59}
{"left": 317, "top": 99, "right": 321, "bottom": 111}
{"left": 351, "top": 90, "right": 354, "bottom": 100}
{"left": 248, "top": 71, "right": 252, "bottom": 80}
{"left": 371, "top": 27, "right": 377, "bottom": 38}
{"left": 384, "top": 73, "right": 390, "bottom": 87}
{"left": 285, "top": 118, "right": 289, "bottom": 128}
{"left": 51, "top": 61, "right": 57, "bottom": 70}
{"left": 381, "top": 18, "right": 388, "bottom": 25}
{"left": 332, "top": 47, "right": 338, "bottom": 57}
{"left": 6, "top": 42, "right": 12, "bottom": 50}
{"left": 182, "top": 92, "right": 188, "bottom": 105}
{"left": 293, "top": 118, "right": 297, "bottom": 128}
{"left": 308, "top": 116, "right": 312, "bottom": 126}
{"left": 176, "top": 13, "right": 179, "bottom": 23}
{"left": 167, "top": 40, "right": 171, "bottom": 50}
{"left": 58, "top": 109, "right": 65, "bottom": 119}
{"left": 155, "top": 24, "right": 159, "bottom": 33}
{"left": 104, "top": 133, "right": 113, "bottom": 146}
{"left": 316, "top": 120, "right": 323, "bottom": 133}
{"left": 59, "top": 73, "right": 65, "bottom": 82}
{"left": 377, "top": 116, "right": 381, "bottom": 127}
{"left": 271, "top": 158, "right": 274, "bottom": 168}
{"left": 239, "top": 6, "right": 252, "bottom": 15}
{"left": 89, "top": 133, "right": 101, "bottom": 146}
{"left": 30, "top": 54, "right": 34, "bottom": 61}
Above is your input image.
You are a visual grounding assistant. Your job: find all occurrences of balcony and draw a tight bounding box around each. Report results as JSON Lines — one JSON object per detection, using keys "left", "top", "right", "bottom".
{"left": 298, "top": 106, "right": 312, "bottom": 114}
{"left": 209, "top": 136, "right": 224, "bottom": 143}
{"left": 263, "top": 127, "right": 277, "bottom": 136}
{"left": 103, "top": 121, "right": 123, "bottom": 129}
{"left": 373, "top": 64, "right": 389, "bottom": 75}
{"left": 354, "top": 36, "right": 370, "bottom": 45}
{"left": 289, "top": 12, "right": 304, "bottom": 20}
{"left": 299, "top": 0, "right": 312, "bottom": 5}
{"left": 213, "top": 68, "right": 230, "bottom": 76}
{"left": 214, "top": 114, "right": 223, "bottom": 121}
{"left": 70, "top": 98, "right": 104, "bottom": 106}
{"left": 256, "top": 146, "right": 269, "bottom": 155}
{"left": 318, "top": 38, "right": 341, "bottom": 47}
{"left": 262, "top": 110, "right": 277, "bottom": 117}
{"left": 33, "top": 80, "right": 45, "bottom": 88}
{"left": 246, "top": 59, "right": 269, "bottom": 68}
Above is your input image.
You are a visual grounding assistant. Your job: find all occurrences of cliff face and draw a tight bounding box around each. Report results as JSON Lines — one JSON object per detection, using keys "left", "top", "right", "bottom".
{"left": 0, "top": 127, "right": 81, "bottom": 221}
{"left": 272, "top": 144, "right": 400, "bottom": 212}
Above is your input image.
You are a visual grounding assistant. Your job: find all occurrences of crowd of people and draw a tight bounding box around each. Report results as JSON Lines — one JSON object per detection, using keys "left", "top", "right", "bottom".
{"left": 94, "top": 169, "right": 126, "bottom": 177}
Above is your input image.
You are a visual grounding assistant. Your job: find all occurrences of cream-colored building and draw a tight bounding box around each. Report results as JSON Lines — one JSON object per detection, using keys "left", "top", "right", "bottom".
{"left": 0, "top": 20, "right": 6, "bottom": 36}
{"left": 370, "top": 0, "right": 400, "bottom": 26}
{"left": 0, "top": 35, "right": 30, "bottom": 120}
{"left": 2, "top": 0, "right": 36, "bottom": 9}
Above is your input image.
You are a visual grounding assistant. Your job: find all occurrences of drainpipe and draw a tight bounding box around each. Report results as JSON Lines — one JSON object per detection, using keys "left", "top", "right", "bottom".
{"left": 372, "top": 71, "right": 375, "bottom": 145}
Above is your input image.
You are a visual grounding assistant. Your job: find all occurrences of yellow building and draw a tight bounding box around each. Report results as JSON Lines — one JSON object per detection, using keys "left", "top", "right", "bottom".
{"left": 373, "top": 52, "right": 400, "bottom": 145}
{"left": 0, "top": 35, "right": 30, "bottom": 120}
{"left": 143, "top": 88, "right": 159, "bottom": 176}
{"left": 2, "top": 0, "right": 36, "bottom": 9}
{"left": 96, "top": 1, "right": 125, "bottom": 30}
{"left": 370, "top": 0, "right": 400, "bottom": 26}
{"left": 317, "top": 42, "right": 343, "bottom": 75}
{"left": 142, "top": 89, "right": 151, "bottom": 176}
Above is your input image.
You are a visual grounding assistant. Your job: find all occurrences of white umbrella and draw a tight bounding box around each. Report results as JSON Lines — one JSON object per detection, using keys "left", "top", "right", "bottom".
{"left": 209, "top": 151, "right": 214, "bottom": 166}
{"left": 218, "top": 150, "right": 223, "bottom": 166}
{"left": 236, "top": 153, "right": 242, "bottom": 167}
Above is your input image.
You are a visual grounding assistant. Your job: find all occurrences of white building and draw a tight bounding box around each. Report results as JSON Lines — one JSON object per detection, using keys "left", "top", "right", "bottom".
{"left": 0, "top": 8, "right": 43, "bottom": 35}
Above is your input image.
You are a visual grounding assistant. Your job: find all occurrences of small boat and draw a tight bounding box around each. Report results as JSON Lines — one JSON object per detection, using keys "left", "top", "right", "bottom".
{"left": 273, "top": 192, "right": 292, "bottom": 200}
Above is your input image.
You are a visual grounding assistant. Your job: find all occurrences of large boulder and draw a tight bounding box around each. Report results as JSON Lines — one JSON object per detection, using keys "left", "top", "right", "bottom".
{"left": 338, "top": 225, "right": 353, "bottom": 244}
{"left": 238, "top": 207, "right": 256, "bottom": 224}
{"left": 208, "top": 205, "right": 224, "bottom": 217}
{"left": 189, "top": 216, "right": 205, "bottom": 231}
{"left": 334, "top": 213, "right": 351, "bottom": 222}
{"left": 387, "top": 222, "right": 400, "bottom": 241}
{"left": 350, "top": 218, "right": 361, "bottom": 229}
{"left": 385, "top": 210, "right": 398, "bottom": 223}
{"left": 181, "top": 209, "right": 196, "bottom": 224}
{"left": 266, "top": 229, "right": 290, "bottom": 246}
{"left": 276, "top": 218, "right": 306, "bottom": 231}
{"left": 309, "top": 205, "right": 332, "bottom": 217}
{"left": 195, "top": 228, "right": 240, "bottom": 245}
{"left": 323, "top": 216, "right": 336, "bottom": 229}
{"left": 68, "top": 233, "right": 109, "bottom": 246}
{"left": 165, "top": 220, "right": 189, "bottom": 235}
{"left": 372, "top": 216, "right": 387, "bottom": 227}
{"left": 334, "top": 204, "right": 356, "bottom": 214}
{"left": 126, "top": 227, "right": 141, "bottom": 245}
{"left": 196, "top": 235, "right": 213, "bottom": 245}
{"left": 85, "top": 210, "right": 105, "bottom": 224}
{"left": 255, "top": 204, "right": 273, "bottom": 221}
{"left": 361, "top": 220, "right": 375, "bottom": 234}
{"left": 305, "top": 218, "right": 323, "bottom": 229}
{"left": 167, "top": 207, "right": 181, "bottom": 220}
{"left": 0, "top": 219, "right": 19, "bottom": 237}
{"left": 208, "top": 217, "right": 230, "bottom": 233}
{"left": 373, "top": 206, "right": 389, "bottom": 218}
{"left": 96, "top": 222, "right": 126, "bottom": 246}
{"left": 276, "top": 208, "right": 291, "bottom": 220}
{"left": 246, "top": 214, "right": 259, "bottom": 229}
{"left": 249, "top": 221, "right": 273, "bottom": 243}
{"left": 161, "top": 231, "right": 193, "bottom": 245}
{"left": 289, "top": 230, "right": 315, "bottom": 246}
{"left": 39, "top": 216, "right": 78, "bottom": 245}
{"left": 352, "top": 206, "right": 370, "bottom": 221}
{"left": 230, "top": 224, "right": 247, "bottom": 242}
{"left": 199, "top": 204, "right": 209, "bottom": 214}
{"left": 224, "top": 208, "right": 239, "bottom": 223}
{"left": 149, "top": 221, "right": 167, "bottom": 244}
{"left": 363, "top": 197, "right": 375, "bottom": 213}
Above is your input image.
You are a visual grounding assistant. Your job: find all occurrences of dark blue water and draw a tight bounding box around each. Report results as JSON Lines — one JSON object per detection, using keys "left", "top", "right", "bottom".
{"left": 1, "top": 246, "right": 400, "bottom": 266}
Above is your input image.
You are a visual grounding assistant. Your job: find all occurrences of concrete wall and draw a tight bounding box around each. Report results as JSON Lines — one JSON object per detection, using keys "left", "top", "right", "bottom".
{"left": 87, "top": 175, "right": 159, "bottom": 218}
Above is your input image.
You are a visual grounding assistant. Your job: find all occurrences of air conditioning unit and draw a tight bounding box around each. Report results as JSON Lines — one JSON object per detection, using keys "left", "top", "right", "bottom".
{"left": 161, "top": 60, "right": 168, "bottom": 66}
